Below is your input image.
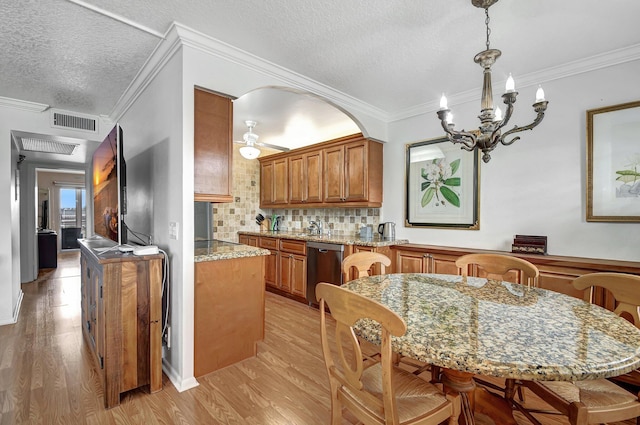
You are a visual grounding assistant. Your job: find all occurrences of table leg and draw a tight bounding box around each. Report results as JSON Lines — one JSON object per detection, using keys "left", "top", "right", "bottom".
{"left": 441, "top": 369, "right": 518, "bottom": 425}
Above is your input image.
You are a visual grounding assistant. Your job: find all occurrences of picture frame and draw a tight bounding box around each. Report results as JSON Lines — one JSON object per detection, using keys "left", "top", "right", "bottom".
{"left": 586, "top": 100, "right": 640, "bottom": 222}
{"left": 405, "top": 136, "right": 480, "bottom": 229}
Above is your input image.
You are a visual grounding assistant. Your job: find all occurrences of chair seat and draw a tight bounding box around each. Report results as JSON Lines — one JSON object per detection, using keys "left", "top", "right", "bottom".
{"left": 537, "top": 379, "right": 638, "bottom": 409}
{"left": 342, "top": 363, "right": 451, "bottom": 423}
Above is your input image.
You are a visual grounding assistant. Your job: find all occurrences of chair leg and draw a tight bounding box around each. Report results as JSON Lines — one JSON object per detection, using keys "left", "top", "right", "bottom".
{"left": 431, "top": 365, "right": 442, "bottom": 383}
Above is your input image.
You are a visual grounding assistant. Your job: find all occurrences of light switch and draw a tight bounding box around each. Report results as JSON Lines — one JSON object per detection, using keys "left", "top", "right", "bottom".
{"left": 169, "top": 221, "right": 179, "bottom": 240}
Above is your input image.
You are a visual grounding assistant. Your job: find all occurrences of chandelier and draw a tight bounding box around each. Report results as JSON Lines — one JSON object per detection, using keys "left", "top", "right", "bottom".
{"left": 436, "top": 0, "right": 549, "bottom": 163}
{"left": 239, "top": 120, "right": 261, "bottom": 160}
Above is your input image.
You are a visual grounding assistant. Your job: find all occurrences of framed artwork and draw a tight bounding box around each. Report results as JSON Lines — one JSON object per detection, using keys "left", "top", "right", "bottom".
{"left": 405, "top": 136, "right": 480, "bottom": 229}
{"left": 587, "top": 100, "right": 640, "bottom": 222}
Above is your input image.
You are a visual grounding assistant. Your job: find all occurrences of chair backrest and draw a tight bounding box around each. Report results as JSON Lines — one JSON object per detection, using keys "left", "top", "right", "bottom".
{"left": 456, "top": 253, "right": 539, "bottom": 287}
{"left": 342, "top": 251, "right": 392, "bottom": 279}
{"left": 317, "top": 282, "right": 406, "bottom": 424}
{"left": 572, "top": 272, "right": 640, "bottom": 326}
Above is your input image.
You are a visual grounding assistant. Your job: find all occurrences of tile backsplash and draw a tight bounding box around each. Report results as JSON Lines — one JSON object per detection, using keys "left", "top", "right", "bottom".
{"left": 211, "top": 145, "right": 381, "bottom": 242}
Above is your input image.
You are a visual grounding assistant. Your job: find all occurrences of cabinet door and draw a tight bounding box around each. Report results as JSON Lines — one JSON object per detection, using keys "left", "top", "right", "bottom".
{"left": 194, "top": 88, "right": 233, "bottom": 202}
{"left": 264, "top": 249, "right": 279, "bottom": 289}
{"left": 260, "top": 161, "right": 274, "bottom": 206}
{"left": 289, "top": 152, "right": 323, "bottom": 204}
{"left": 279, "top": 254, "right": 293, "bottom": 292}
{"left": 305, "top": 151, "right": 323, "bottom": 203}
{"left": 290, "top": 254, "right": 307, "bottom": 297}
{"left": 344, "top": 140, "right": 368, "bottom": 202}
{"left": 323, "top": 145, "right": 345, "bottom": 202}
{"left": 288, "top": 154, "right": 305, "bottom": 204}
{"left": 273, "top": 158, "right": 289, "bottom": 205}
{"left": 428, "top": 252, "right": 460, "bottom": 275}
{"left": 395, "top": 250, "right": 429, "bottom": 273}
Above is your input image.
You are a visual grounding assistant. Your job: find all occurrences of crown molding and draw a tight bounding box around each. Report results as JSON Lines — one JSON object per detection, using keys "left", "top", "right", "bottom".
{"left": 173, "top": 23, "right": 389, "bottom": 122}
{"left": 109, "top": 22, "right": 388, "bottom": 123}
{"left": 109, "top": 21, "right": 640, "bottom": 126}
{"left": 109, "top": 24, "right": 183, "bottom": 122}
{"left": 388, "top": 43, "right": 640, "bottom": 122}
{"left": 0, "top": 96, "right": 49, "bottom": 113}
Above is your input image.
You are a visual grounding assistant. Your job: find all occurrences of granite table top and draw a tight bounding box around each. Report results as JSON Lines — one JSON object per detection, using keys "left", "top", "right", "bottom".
{"left": 343, "top": 273, "right": 640, "bottom": 382}
{"left": 194, "top": 240, "right": 270, "bottom": 263}
{"left": 238, "top": 230, "right": 407, "bottom": 247}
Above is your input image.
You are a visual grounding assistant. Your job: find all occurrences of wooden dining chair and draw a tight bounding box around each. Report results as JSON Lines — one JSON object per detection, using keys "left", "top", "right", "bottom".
{"left": 342, "top": 251, "right": 391, "bottom": 280}
{"left": 456, "top": 253, "right": 539, "bottom": 287}
{"left": 518, "top": 272, "right": 640, "bottom": 425}
{"left": 316, "top": 282, "right": 460, "bottom": 425}
{"left": 454, "top": 253, "right": 540, "bottom": 396}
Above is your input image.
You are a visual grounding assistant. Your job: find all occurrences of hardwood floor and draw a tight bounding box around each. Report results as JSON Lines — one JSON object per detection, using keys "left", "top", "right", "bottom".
{"left": 0, "top": 251, "right": 636, "bottom": 424}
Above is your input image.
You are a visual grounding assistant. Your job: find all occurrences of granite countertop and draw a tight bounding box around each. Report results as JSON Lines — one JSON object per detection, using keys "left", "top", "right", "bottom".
{"left": 195, "top": 240, "right": 270, "bottom": 263}
{"left": 344, "top": 273, "right": 640, "bottom": 381}
{"left": 238, "top": 230, "right": 407, "bottom": 247}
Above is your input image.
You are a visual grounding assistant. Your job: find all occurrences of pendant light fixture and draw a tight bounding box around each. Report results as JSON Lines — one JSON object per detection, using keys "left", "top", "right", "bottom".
{"left": 436, "top": 0, "right": 549, "bottom": 163}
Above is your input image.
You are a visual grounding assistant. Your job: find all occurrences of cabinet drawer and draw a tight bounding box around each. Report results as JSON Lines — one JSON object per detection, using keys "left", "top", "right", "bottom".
{"left": 259, "top": 237, "right": 278, "bottom": 250}
{"left": 280, "top": 239, "right": 307, "bottom": 255}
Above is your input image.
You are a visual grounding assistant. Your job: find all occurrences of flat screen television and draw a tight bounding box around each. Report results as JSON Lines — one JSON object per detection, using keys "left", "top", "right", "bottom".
{"left": 92, "top": 124, "right": 127, "bottom": 245}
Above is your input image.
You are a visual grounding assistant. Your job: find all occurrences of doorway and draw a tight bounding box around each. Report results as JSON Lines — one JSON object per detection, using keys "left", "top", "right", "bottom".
{"left": 59, "top": 187, "right": 86, "bottom": 250}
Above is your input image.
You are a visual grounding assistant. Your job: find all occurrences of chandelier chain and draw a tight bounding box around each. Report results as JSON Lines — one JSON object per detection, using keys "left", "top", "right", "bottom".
{"left": 485, "top": 8, "right": 491, "bottom": 50}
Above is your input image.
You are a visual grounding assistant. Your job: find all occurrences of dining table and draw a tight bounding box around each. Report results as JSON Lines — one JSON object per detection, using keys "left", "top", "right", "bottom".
{"left": 343, "top": 273, "right": 640, "bottom": 425}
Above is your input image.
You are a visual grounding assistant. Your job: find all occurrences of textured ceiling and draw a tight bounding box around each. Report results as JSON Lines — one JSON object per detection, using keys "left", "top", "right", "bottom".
{"left": 2, "top": 0, "right": 640, "bottom": 154}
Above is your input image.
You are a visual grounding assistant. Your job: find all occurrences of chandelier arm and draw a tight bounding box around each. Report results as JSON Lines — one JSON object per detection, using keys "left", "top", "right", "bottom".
{"left": 499, "top": 103, "right": 548, "bottom": 146}
{"left": 438, "top": 109, "right": 480, "bottom": 150}
{"left": 449, "top": 130, "right": 479, "bottom": 150}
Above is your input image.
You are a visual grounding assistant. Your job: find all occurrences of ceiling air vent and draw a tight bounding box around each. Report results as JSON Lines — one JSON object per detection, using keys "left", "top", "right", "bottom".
{"left": 17, "top": 137, "right": 79, "bottom": 155}
{"left": 50, "top": 109, "right": 98, "bottom": 133}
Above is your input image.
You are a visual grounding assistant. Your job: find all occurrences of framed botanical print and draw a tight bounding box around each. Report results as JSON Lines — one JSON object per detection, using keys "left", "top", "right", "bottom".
{"left": 405, "top": 136, "right": 480, "bottom": 229}
{"left": 587, "top": 100, "right": 640, "bottom": 222}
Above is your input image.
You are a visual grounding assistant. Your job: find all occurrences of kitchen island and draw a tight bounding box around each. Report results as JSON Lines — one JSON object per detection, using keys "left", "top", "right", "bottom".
{"left": 194, "top": 240, "right": 270, "bottom": 377}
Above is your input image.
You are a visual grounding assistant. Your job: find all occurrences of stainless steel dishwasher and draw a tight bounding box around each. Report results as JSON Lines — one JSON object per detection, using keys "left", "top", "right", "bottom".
{"left": 306, "top": 241, "right": 344, "bottom": 306}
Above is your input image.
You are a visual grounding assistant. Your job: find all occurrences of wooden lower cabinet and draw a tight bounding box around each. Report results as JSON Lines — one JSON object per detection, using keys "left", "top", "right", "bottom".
{"left": 259, "top": 237, "right": 307, "bottom": 301}
{"left": 239, "top": 234, "right": 259, "bottom": 247}
{"left": 79, "top": 241, "right": 163, "bottom": 408}
{"left": 344, "top": 245, "right": 393, "bottom": 281}
{"left": 394, "top": 248, "right": 458, "bottom": 275}
{"left": 280, "top": 253, "right": 306, "bottom": 297}
{"left": 392, "top": 244, "right": 640, "bottom": 309}
{"left": 259, "top": 237, "right": 279, "bottom": 290}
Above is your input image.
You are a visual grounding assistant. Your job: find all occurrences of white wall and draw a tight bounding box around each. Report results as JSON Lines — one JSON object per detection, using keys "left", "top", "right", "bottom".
{"left": 115, "top": 45, "right": 187, "bottom": 388}
{"left": 384, "top": 60, "right": 640, "bottom": 261}
{"left": 0, "top": 107, "right": 100, "bottom": 324}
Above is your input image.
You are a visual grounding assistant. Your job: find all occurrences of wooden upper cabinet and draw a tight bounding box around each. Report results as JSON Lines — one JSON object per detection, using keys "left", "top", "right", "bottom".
{"left": 323, "top": 144, "right": 346, "bottom": 203}
{"left": 260, "top": 157, "right": 289, "bottom": 206}
{"left": 194, "top": 88, "right": 233, "bottom": 202}
{"left": 289, "top": 151, "right": 323, "bottom": 204}
{"left": 305, "top": 150, "right": 323, "bottom": 203}
{"left": 273, "top": 158, "right": 289, "bottom": 205}
{"left": 259, "top": 133, "right": 381, "bottom": 208}
{"left": 289, "top": 154, "right": 305, "bottom": 204}
{"left": 260, "top": 161, "right": 275, "bottom": 205}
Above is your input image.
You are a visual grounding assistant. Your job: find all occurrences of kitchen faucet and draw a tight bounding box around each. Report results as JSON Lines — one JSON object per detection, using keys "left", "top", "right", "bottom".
{"left": 309, "top": 220, "right": 323, "bottom": 235}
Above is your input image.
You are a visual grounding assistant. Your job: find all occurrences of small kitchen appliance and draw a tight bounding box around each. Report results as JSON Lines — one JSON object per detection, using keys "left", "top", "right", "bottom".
{"left": 377, "top": 222, "right": 396, "bottom": 240}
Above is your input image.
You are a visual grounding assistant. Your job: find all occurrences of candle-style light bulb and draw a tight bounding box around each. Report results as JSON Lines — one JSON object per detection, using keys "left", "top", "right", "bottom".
{"left": 494, "top": 107, "right": 503, "bottom": 121}
{"left": 440, "top": 94, "right": 448, "bottom": 110}
{"left": 446, "top": 112, "right": 454, "bottom": 125}
{"left": 505, "top": 73, "right": 515, "bottom": 93}
{"left": 535, "top": 85, "right": 545, "bottom": 102}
